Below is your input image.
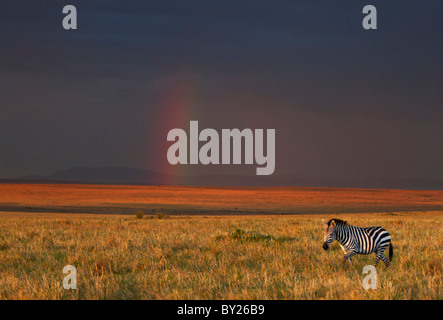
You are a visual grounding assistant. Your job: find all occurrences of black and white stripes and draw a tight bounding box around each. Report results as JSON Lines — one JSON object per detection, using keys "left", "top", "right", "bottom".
{"left": 322, "top": 219, "right": 393, "bottom": 268}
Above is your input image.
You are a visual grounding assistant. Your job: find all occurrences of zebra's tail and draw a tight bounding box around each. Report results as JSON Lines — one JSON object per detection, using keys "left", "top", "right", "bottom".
{"left": 389, "top": 242, "right": 393, "bottom": 261}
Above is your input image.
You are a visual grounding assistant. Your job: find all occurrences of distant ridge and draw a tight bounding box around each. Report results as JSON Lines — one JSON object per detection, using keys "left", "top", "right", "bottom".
{"left": 2, "top": 166, "right": 442, "bottom": 190}
{"left": 46, "top": 166, "right": 174, "bottom": 185}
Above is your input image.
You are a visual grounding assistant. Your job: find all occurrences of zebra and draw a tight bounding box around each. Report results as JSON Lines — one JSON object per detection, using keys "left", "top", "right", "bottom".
{"left": 322, "top": 218, "right": 393, "bottom": 268}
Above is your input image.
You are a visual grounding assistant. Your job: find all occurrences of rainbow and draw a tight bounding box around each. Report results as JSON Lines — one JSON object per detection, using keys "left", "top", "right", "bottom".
{"left": 151, "top": 73, "right": 198, "bottom": 185}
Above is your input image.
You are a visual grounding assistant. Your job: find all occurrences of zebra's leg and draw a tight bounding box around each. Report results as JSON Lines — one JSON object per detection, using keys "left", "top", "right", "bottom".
{"left": 339, "top": 245, "right": 353, "bottom": 266}
{"left": 343, "top": 251, "right": 357, "bottom": 268}
{"left": 374, "top": 254, "right": 380, "bottom": 267}
{"left": 380, "top": 253, "right": 390, "bottom": 268}
{"left": 374, "top": 249, "right": 390, "bottom": 268}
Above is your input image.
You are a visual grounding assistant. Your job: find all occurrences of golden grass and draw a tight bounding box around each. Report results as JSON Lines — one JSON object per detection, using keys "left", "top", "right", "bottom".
{"left": 0, "top": 211, "right": 440, "bottom": 300}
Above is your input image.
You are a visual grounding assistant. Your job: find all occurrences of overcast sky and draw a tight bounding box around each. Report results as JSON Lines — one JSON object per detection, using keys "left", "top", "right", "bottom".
{"left": 0, "top": 0, "right": 442, "bottom": 181}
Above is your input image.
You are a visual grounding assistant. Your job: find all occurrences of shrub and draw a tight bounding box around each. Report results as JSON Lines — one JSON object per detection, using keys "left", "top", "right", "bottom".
{"left": 147, "top": 212, "right": 168, "bottom": 219}
{"left": 155, "top": 212, "right": 166, "bottom": 219}
{"left": 136, "top": 211, "right": 144, "bottom": 219}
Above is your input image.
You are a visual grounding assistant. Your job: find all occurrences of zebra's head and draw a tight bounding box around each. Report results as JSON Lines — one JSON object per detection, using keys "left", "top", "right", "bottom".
{"left": 322, "top": 219, "right": 337, "bottom": 250}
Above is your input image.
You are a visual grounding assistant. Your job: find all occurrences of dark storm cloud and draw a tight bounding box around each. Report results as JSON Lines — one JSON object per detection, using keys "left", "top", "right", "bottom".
{"left": 0, "top": 1, "right": 442, "bottom": 181}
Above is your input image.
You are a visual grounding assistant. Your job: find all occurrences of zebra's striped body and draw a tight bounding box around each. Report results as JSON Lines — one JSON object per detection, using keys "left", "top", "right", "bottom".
{"left": 322, "top": 219, "right": 393, "bottom": 268}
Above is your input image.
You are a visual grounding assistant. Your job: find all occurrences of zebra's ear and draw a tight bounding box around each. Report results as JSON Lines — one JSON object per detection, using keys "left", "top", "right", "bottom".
{"left": 330, "top": 220, "right": 335, "bottom": 227}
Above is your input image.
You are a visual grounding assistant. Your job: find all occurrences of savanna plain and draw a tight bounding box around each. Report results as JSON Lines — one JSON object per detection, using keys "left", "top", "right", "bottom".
{"left": 0, "top": 184, "right": 441, "bottom": 299}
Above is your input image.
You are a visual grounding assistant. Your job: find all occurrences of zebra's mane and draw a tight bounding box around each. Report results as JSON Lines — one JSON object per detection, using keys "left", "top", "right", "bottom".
{"left": 327, "top": 218, "right": 347, "bottom": 226}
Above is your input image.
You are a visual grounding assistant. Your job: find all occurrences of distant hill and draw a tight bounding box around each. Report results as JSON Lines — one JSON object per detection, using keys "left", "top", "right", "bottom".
{"left": 3, "top": 166, "right": 442, "bottom": 190}
{"left": 46, "top": 166, "right": 174, "bottom": 185}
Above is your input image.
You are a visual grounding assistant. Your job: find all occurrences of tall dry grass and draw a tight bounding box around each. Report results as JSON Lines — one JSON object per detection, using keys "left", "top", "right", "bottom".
{"left": 0, "top": 212, "right": 440, "bottom": 299}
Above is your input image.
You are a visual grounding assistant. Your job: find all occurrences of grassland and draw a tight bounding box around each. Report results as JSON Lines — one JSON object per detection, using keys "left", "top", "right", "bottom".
{"left": 1, "top": 183, "right": 443, "bottom": 215}
{"left": 0, "top": 211, "right": 440, "bottom": 300}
